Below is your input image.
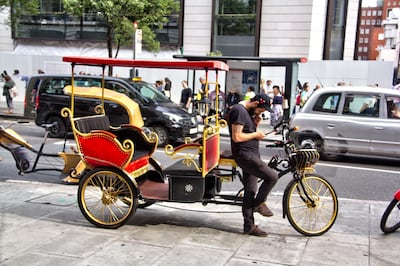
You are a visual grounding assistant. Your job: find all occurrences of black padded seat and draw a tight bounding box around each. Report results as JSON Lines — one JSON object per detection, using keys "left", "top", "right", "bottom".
{"left": 164, "top": 159, "right": 200, "bottom": 176}
{"left": 110, "top": 125, "right": 156, "bottom": 161}
{"left": 74, "top": 115, "right": 110, "bottom": 133}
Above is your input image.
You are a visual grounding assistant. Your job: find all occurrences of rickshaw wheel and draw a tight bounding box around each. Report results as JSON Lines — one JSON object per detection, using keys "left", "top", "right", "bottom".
{"left": 78, "top": 167, "right": 138, "bottom": 229}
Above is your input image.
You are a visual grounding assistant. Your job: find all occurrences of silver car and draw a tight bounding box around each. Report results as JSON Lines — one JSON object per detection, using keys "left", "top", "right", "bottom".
{"left": 289, "top": 86, "right": 400, "bottom": 159}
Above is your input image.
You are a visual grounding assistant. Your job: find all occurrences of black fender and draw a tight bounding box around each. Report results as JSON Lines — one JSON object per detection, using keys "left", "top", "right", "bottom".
{"left": 282, "top": 178, "right": 297, "bottom": 219}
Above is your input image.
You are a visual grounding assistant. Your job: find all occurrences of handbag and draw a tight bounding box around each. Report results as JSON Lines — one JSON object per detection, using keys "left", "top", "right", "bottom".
{"left": 10, "top": 86, "right": 18, "bottom": 98}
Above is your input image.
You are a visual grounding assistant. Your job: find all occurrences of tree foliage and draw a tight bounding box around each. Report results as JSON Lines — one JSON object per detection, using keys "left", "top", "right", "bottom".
{"left": 0, "top": 0, "right": 39, "bottom": 37}
{"left": 63, "top": 0, "right": 179, "bottom": 61}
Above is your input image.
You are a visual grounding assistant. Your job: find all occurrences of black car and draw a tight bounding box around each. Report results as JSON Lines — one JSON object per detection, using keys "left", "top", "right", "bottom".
{"left": 27, "top": 74, "right": 198, "bottom": 146}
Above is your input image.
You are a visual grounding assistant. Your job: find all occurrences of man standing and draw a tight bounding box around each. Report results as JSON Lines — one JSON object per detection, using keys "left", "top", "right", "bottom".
{"left": 180, "top": 80, "right": 192, "bottom": 110}
{"left": 228, "top": 94, "right": 278, "bottom": 237}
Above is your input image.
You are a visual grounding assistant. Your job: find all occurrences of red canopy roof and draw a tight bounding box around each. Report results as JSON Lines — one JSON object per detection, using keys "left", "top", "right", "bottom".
{"left": 63, "top": 56, "right": 229, "bottom": 71}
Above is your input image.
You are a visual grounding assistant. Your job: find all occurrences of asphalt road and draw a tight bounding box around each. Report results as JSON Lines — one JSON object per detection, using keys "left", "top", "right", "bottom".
{"left": 1, "top": 119, "right": 399, "bottom": 201}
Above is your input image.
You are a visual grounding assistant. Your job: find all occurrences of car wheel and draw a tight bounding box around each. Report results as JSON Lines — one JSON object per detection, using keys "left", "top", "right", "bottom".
{"left": 46, "top": 116, "right": 66, "bottom": 138}
{"left": 300, "top": 137, "right": 338, "bottom": 161}
{"left": 150, "top": 125, "right": 169, "bottom": 147}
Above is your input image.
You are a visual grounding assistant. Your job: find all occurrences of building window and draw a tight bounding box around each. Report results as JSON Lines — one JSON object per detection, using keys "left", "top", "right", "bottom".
{"left": 372, "top": 10, "right": 377, "bottom": 16}
{"left": 362, "top": 10, "right": 366, "bottom": 16}
{"left": 367, "top": 10, "right": 371, "bottom": 16}
{"left": 324, "top": 0, "right": 348, "bottom": 60}
{"left": 363, "top": 46, "right": 368, "bottom": 52}
{"left": 358, "top": 46, "right": 363, "bottom": 52}
{"left": 15, "top": 0, "right": 182, "bottom": 45}
{"left": 388, "top": 8, "right": 393, "bottom": 18}
{"left": 212, "top": 0, "right": 259, "bottom": 56}
{"left": 361, "top": 19, "right": 365, "bottom": 25}
{"left": 377, "top": 19, "right": 381, "bottom": 26}
{"left": 372, "top": 19, "right": 376, "bottom": 25}
{"left": 378, "top": 10, "right": 382, "bottom": 16}
{"left": 360, "top": 28, "right": 365, "bottom": 34}
{"left": 360, "top": 38, "right": 364, "bottom": 43}
{"left": 364, "top": 38, "right": 369, "bottom": 43}
{"left": 366, "top": 19, "right": 371, "bottom": 25}
{"left": 365, "top": 28, "right": 370, "bottom": 34}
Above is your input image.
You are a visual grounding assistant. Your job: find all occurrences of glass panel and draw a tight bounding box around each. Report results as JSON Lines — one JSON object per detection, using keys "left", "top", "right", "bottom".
{"left": 386, "top": 96, "right": 400, "bottom": 119}
{"left": 343, "top": 94, "right": 380, "bottom": 117}
{"left": 312, "top": 93, "right": 341, "bottom": 113}
{"left": 213, "top": 0, "right": 257, "bottom": 56}
{"left": 16, "top": 0, "right": 181, "bottom": 44}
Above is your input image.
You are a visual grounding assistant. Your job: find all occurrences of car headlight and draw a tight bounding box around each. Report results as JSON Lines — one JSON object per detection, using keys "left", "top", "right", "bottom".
{"left": 164, "top": 113, "right": 182, "bottom": 124}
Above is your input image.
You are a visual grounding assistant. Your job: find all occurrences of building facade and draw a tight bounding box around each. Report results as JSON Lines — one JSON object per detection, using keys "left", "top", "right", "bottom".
{"left": 0, "top": 0, "right": 361, "bottom": 61}
{"left": 355, "top": 5, "right": 384, "bottom": 60}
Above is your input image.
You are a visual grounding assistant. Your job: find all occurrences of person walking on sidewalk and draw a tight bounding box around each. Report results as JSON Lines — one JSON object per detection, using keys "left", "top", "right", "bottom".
{"left": 228, "top": 94, "right": 278, "bottom": 237}
{"left": 2, "top": 72, "right": 16, "bottom": 114}
{"left": 180, "top": 80, "right": 192, "bottom": 110}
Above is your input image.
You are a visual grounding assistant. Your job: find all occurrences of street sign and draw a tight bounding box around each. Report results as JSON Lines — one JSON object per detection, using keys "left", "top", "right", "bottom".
{"left": 135, "top": 29, "right": 142, "bottom": 55}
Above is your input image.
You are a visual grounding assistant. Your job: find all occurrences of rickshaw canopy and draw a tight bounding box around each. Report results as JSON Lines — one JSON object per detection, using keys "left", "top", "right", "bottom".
{"left": 62, "top": 56, "right": 229, "bottom": 71}
{"left": 63, "top": 85, "right": 144, "bottom": 128}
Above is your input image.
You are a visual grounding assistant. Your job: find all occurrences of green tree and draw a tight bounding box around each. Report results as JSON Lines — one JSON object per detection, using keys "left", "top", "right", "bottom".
{"left": 0, "top": 0, "right": 39, "bottom": 38}
{"left": 63, "top": 0, "right": 179, "bottom": 74}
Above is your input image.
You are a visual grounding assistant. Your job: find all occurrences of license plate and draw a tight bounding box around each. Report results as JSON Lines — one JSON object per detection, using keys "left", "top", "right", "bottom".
{"left": 189, "top": 127, "right": 198, "bottom": 134}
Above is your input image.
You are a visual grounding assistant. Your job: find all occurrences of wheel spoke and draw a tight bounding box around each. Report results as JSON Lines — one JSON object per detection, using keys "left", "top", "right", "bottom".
{"left": 78, "top": 168, "right": 137, "bottom": 228}
{"left": 286, "top": 175, "right": 338, "bottom": 236}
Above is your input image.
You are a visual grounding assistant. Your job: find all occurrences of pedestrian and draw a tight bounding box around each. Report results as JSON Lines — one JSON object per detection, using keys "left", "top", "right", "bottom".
{"left": 228, "top": 94, "right": 278, "bottom": 237}
{"left": 224, "top": 87, "right": 241, "bottom": 120}
{"left": 164, "top": 77, "right": 172, "bottom": 99}
{"left": 198, "top": 77, "right": 209, "bottom": 100}
{"left": 155, "top": 80, "right": 164, "bottom": 94}
{"left": 2, "top": 72, "right": 16, "bottom": 114}
{"left": 270, "top": 85, "right": 283, "bottom": 126}
{"left": 265, "top": 80, "right": 273, "bottom": 99}
{"left": 300, "top": 82, "right": 312, "bottom": 108}
{"left": 180, "top": 80, "right": 192, "bottom": 110}
{"left": 243, "top": 86, "right": 255, "bottom": 100}
{"left": 32, "top": 69, "right": 45, "bottom": 103}
{"left": 208, "top": 84, "right": 225, "bottom": 116}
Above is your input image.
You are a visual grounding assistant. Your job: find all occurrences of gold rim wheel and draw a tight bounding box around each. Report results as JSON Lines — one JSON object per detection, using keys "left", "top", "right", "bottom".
{"left": 78, "top": 168, "right": 137, "bottom": 229}
{"left": 286, "top": 174, "right": 338, "bottom": 236}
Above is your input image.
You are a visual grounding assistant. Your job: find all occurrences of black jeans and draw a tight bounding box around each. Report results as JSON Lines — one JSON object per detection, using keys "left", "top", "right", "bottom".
{"left": 235, "top": 151, "right": 278, "bottom": 232}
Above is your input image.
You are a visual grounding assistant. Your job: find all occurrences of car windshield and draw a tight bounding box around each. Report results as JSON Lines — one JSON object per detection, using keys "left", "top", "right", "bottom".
{"left": 127, "top": 80, "right": 170, "bottom": 103}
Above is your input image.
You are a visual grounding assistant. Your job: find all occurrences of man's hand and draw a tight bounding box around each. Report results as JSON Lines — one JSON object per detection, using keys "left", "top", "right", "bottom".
{"left": 253, "top": 114, "right": 261, "bottom": 126}
{"left": 254, "top": 131, "right": 267, "bottom": 140}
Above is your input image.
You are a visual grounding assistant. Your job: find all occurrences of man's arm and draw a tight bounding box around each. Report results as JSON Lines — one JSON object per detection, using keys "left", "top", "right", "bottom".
{"left": 186, "top": 96, "right": 192, "bottom": 109}
{"left": 231, "top": 124, "right": 265, "bottom": 143}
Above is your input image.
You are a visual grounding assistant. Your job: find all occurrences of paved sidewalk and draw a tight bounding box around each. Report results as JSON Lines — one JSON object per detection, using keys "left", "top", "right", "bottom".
{"left": 0, "top": 180, "right": 398, "bottom": 266}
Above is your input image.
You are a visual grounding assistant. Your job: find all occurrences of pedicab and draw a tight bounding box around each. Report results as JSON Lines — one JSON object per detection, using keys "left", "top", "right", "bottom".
{"left": 63, "top": 56, "right": 337, "bottom": 236}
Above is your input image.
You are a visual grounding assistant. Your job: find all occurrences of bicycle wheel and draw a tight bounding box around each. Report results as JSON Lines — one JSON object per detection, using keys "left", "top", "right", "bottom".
{"left": 380, "top": 198, "right": 400, "bottom": 233}
{"left": 78, "top": 167, "right": 138, "bottom": 229}
{"left": 285, "top": 174, "right": 338, "bottom": 236}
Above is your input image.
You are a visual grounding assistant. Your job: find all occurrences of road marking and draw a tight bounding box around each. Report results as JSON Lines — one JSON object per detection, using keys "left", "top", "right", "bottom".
{"left": 317, "top": 162, "right": 399, "bottom": 174}
{"left": 53, "top": 141, "right": 76, "bottom": 146}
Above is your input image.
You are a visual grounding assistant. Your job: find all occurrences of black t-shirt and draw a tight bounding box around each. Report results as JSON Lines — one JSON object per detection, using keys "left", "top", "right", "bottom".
{"left": 228, "top": 104, "right": 259, "bottom": 156}
{"left": 180, "top": 88, "right": 192, "bottom": 105}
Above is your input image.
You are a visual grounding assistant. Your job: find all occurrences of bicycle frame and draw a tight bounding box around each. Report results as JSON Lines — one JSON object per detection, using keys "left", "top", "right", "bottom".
{"left": 0, "top": 122, "right": 81, "bottom": 175}
{"left": 266, "top": 119, "right": 321, "bottom": 217}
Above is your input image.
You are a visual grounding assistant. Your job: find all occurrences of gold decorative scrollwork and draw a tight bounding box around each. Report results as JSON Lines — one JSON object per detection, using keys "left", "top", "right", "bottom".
{"left": 61, "top": 107, "right": 72, "bottom": 118}
{"left": 219, "top": 119, "right": 227, "bottom": 128}
{"left": 94, "top": 104, "right": 105, "bottom": 115}
{"left": 164, "top": 143, "right": 202, "bottom": 172}
{"left": 122, "top": 139, "right": 134, "bottom": 152}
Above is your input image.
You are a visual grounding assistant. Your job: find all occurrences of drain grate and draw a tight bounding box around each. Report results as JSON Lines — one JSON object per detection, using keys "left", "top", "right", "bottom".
{"left": 26, "top": 192, "right": 77, "bottom": 206}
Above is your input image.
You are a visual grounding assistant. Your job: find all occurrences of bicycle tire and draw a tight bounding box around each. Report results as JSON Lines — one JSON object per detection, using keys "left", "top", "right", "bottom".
{"left": 380, "top": 198, "right": 400, "bottom": 233}
{"left": 284, "top": 174, "right": 338, "bottom": 236}
{"left": 78, "top": 167, "right": 138, "bottom": 229}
